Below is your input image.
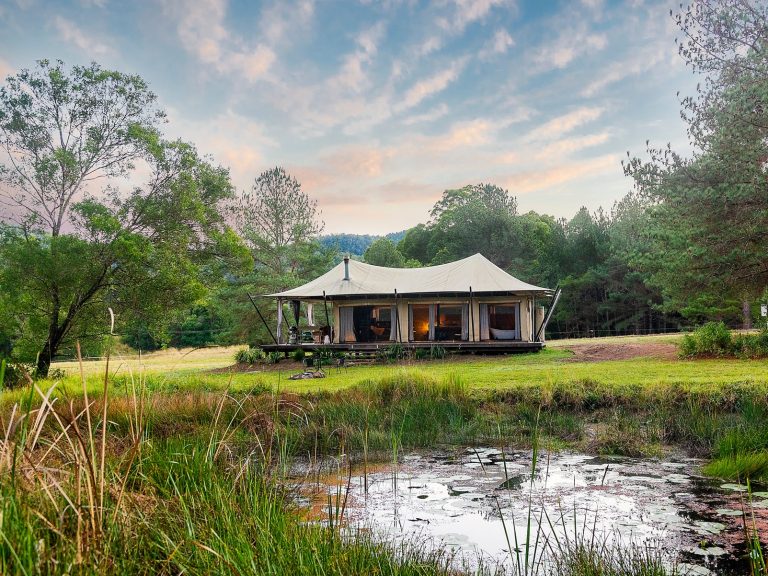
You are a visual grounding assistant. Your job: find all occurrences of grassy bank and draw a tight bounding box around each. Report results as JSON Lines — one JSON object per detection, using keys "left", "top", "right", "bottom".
{"left": 1, "top": 371, "right": 688, "bottom": 576}
{"left": 2, "top": 338, "right": 767, "bottom": 574}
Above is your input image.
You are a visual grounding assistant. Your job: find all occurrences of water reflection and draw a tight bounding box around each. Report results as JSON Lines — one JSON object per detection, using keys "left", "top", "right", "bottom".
{"left": 300, "top": 448, "right": 766, "bottom": 574}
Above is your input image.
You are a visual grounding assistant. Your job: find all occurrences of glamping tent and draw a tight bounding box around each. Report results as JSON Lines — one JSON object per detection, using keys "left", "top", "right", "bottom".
{"left": 264, "top": 253, "right": 559, "bottom": 352}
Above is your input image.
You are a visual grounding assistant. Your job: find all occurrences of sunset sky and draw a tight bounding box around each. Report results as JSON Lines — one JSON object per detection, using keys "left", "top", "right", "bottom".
{"left": 0, "top": 0, "right": 696, "bottom": 234}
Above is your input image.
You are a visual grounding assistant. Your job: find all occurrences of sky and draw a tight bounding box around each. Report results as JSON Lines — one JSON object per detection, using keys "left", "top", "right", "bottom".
{"left": 0, "top": 0, "right": 697, "bottom": 234}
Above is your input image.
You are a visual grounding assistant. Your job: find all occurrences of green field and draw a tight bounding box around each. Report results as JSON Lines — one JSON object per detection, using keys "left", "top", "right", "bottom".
{"left": 30, "top": 335, "right": 768, "bottom": 401}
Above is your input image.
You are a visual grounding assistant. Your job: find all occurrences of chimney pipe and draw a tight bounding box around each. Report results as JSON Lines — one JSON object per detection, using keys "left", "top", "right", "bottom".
{"left": 343, "top": 255, "right": 350, "bottom": 281}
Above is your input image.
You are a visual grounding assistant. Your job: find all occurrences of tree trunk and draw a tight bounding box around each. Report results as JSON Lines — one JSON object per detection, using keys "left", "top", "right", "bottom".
{"left": 742, "top": 298, "right": 752, "bottom": 330}
{"left": 36, "top": 335, "right": 57, "bottom": 377}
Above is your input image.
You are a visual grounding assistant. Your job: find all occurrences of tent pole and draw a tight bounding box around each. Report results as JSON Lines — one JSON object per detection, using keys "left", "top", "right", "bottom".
{"left": 394, "top": 289, "right": 401, "bottom": 343}
{"left": 323, "top": 291, "right": 331, "bottom": 343}
{"left": 276, "top": 298, "right": 283, "bottom": 344}
{"left": 247, "top": 293, "right": 277, "bottom": 345}
{"left": 469, "top": 286, "right": 475, "bottom": 342}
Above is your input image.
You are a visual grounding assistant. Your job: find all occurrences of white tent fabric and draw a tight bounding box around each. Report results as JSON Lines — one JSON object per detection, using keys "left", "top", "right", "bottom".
{"left": 268, "top": 253, "right": 551, "bottom": 299}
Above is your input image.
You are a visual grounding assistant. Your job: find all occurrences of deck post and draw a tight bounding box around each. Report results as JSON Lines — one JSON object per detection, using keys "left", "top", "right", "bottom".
{"left": 469, "top": 286, "right": 475, "bottom": 342}
{"left": 322, "top": 291, "right": 331, "bottom": 343}
{"left": 394, "top": 289, "right": 401, "bottom": 343}
{"left": 276, "top": 298, "right": 283, "bottom": 344}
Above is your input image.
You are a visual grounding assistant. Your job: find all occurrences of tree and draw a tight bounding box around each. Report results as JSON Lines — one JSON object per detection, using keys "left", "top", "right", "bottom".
{"left": 624, "top": 1, "right": 768, "bottom": 327}
{"left": 0, "top": 60, "right": 242, "bottom": 374}
{"left": 222, "top": 167, "right": 332, "bottom": 344}
{"left": 429, "top": 183, "right": 517, "bottom": 222}
{"left": 231, "top": 167, "right": 324, "bottom": 277}
{"left": 363, "top": 238, "right": 405, "bottom": 267}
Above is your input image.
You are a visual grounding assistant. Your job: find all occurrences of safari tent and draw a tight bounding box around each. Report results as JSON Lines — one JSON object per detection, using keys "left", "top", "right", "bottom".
{"left": 262, "top": 253, "right": 559, "bottom": 353}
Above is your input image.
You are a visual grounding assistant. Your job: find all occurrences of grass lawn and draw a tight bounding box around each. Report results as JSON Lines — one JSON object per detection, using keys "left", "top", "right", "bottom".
{"left": 21, "top": 335, "right": 767, "bottom": 404}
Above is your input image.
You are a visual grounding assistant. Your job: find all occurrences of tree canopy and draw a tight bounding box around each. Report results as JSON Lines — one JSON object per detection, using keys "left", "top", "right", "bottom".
{"left": 0, "top": 60, "right": 245, "bottom": 374}
{"left": 624, "top": 0, "right": 768, "bottom": 326}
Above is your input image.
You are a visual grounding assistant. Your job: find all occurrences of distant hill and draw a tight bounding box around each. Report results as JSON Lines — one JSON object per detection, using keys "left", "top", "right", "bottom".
{"left": 320, "top": 230, "right": 407, "bottom": 257}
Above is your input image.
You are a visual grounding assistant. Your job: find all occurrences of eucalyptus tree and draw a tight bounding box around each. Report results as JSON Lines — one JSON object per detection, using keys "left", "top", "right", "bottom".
{"left": 0, "top": 60, "right": 242, "bottom": 374}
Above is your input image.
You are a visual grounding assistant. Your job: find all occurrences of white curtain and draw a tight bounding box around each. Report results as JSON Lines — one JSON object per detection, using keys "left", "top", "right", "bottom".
{"left": 389, "top": 305, "right": 398, "bottom": 341}
{"left": 307, "top": 303, "right": 315, "bottom": 327}
{"left": 461, "top": 304, "right": 469, "bottom": 340}
{"left": 340, "top": 307, "right": 355, "bottom": 342}
{"left": 428, "top": 305, "right": 436, "bottom": 341}
{"left": 479, "top": 304, "right": 490, "bottom": 340}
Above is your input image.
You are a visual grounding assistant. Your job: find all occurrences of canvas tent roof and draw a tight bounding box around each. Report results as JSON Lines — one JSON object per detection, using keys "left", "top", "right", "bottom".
{"left": 268, "top": 253, "right": 552, "bottom": 300}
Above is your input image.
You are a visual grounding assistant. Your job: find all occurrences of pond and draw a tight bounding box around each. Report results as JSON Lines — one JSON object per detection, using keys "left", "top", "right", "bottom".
{"left": 297, "top": 448, "right": 768, "bottom": 575}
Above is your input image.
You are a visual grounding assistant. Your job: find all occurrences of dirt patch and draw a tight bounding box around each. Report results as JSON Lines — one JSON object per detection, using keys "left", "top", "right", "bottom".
{"left": 556, "top": 341, "right": 679, "bottom": 363}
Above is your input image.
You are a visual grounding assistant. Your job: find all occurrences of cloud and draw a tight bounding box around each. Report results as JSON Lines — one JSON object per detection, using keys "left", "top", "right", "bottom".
{"left": 439, "top": 0, "right": 516, "bottom": 34}
{"left": 53, "top": 15, "right": 111, "bottom": 55}
{"left": 417, "top": 36, "right": 443, "bottom": 56}
{"left": 165, "top": 108, "right": 276, "bottom": 190}
{"left": 329, "top": 21, "right": 386, "bottom": 93}
{"left": 524, "top": 107, "right": 604, "bottom": 142}
{"left": 163, "top": 0, "right": 275, "bottom": 83}
{"left": 402, "top": 103, "right": 449, "bottom": 125}
{"left": 259, "top": 0, "right": 314, "bottom": 45}
{"left": 535, "top": 132, "right": 610, "bottom": 158}
{"left": 429, "top": 119, "right": 492, "bottom": 151}
{"left": 322, "top": 146, "right": 393, "bottom": 178}
{"left": 581, "top": 44, "right": 667, "bottom": 97}
{"left": 532, "top": 27, "right": 607, "bottom": 71}
{"left": 397, "top": 58, "right": 466, "bottom": 112}
{"left": 479, "top": 28, "right": 514, "bottom": 59}
{"left": 504, "top": 154, "right": 618, "bottom": 193}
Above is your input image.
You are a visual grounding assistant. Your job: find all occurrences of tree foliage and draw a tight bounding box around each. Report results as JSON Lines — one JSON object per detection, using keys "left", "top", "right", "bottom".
{"left": 364, "top": 238, "right": 406, "bottom": 268}
{"left": 0, "top": 60, "right": 244, "bottom": 373}
{"left": 218, "top": 167, "right": 332, "bottom": 345}
{"left": 624, "top": 1, "right": 768, "bottom": 325}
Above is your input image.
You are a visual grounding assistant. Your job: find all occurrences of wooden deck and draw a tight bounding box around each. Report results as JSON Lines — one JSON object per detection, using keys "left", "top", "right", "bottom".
{"left": 261, "top": 341, "right": 544, "bottom": 355}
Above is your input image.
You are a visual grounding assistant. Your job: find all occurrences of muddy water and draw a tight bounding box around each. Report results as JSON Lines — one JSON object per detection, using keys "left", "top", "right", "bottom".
{"left": 299, "top": 449, "right": 767, "bottom": 575}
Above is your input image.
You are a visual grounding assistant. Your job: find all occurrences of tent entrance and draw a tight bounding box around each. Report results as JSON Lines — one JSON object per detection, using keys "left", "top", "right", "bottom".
{"left": 408, "top": 304, "right": 468, "bottom": 342}
{"left": 340, "top": 305, "right": 394, "bottom": 343}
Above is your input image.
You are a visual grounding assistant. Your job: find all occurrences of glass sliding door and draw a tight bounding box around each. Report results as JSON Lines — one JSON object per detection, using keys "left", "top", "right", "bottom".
{"left": 340, "top": 305, "right": 396, "bottom": 343}
{"left": 410, "top": 304, "right": 431, "bottom": 341}
{"left": 409, "top": 303, "right": 468, "bottom": 341}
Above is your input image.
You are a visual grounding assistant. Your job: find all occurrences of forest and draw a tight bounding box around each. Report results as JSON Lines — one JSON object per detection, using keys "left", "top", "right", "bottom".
{"left": 1, "top": 1, "right": 767, "bottom": 376}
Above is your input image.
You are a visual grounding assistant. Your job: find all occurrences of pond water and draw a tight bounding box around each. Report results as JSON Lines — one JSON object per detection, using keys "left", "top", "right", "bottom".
{"left": 298, "top": 448, "right": 768, "bottom": 575}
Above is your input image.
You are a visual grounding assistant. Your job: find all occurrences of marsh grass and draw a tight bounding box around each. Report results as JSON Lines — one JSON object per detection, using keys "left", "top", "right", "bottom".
{"left": 2, "top": 345, "right": 768, "bottom": 574}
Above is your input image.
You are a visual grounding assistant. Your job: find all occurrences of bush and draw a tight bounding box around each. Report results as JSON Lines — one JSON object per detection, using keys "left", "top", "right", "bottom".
{"left": 733, "top": 330, "right": 768, "bottom": 359}
{"left": 376, "top": 343, "right": 407, "bottom": 362}
{"left": 413, "top": 345, "right": 447, "bottom": 360}
{"left": 0, "top": 359, "right": 31, "bottom": 389}
{"left": 265, "top": 351, "right": 282, "bottom": 365}
{"left": 680, "top": 322, "right": 768, "bottom": 359}
{"left": 291, "top": 348, "right": 305, "bottom": 362}
{"left": 679, "top": 322, "right": 733, "bottom": 357}
{"left": 234, "top": 347, "right": 264, "bottom": 364}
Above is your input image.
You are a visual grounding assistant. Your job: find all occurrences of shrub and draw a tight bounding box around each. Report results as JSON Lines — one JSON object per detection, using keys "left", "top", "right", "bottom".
{"left": 291, "top": 348, "right": 305, "bottom": 362}
{"left": 376, "top": 343, "right": 407, "bottom": 362}
{"left": 679, "top": 322, "right": 733, "bottom": 358}
{"left": 1, "top": 359, "right": 31, "bottom": 389}
{"left": 733, "top": 329, "right": 768, "bottom": 359}
{"left": 234, "top": 347, "right": 265, "bottom": 364}
{"left": 265, "top": 351, "right": 282, "bottom": 365}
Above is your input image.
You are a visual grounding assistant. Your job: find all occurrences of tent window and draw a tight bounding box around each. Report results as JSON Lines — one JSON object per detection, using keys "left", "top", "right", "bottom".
{"left": 434, "top": 305, "right": 464, "bottom": 341}
{"left": 488, "top": 303, "right": 520, "bottom": 340}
